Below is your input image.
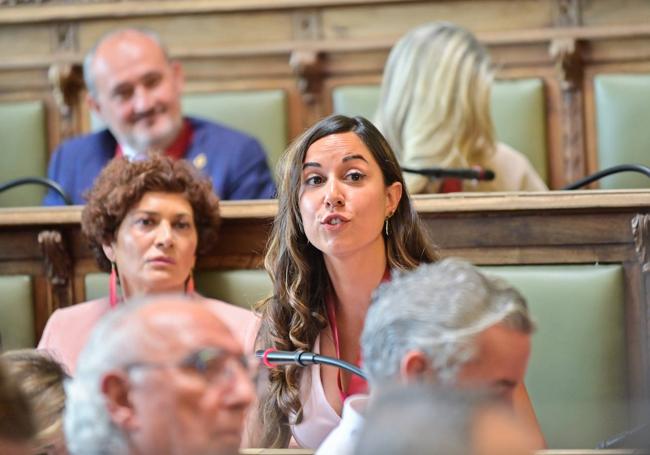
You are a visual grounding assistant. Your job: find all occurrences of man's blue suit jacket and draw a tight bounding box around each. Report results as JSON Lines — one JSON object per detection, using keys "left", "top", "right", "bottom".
{"left": 43, "top": 117, "right": 276, "bottom": 205}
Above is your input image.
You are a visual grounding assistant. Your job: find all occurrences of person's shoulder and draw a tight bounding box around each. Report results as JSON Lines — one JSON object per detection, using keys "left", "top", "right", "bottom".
{"left": 490, "top": 143, "right": 548, "bottom": 191}
{"left": 198, "top": 296, "right": 257, "bottom": 327}
{"left": 487, "top": 143, "right": 538, "bottom": 176}
{"left": 48, "top": 298, "right": 111, "bottom": 324}
{"left": 56, "top": 129, "right": 115, "bottom": 154}
{"left": 492, "top": 142, "right": 529, "bottom": 162}
{"left": 188, "top": 116, "right": 258, "bottom": 144}
{"left": 37, "top": 298, "right": 111, "bottom": 374}
{"left": 198, "top": 296, "right": 259, "bottom": 353}
{"left": 315, "top": 397, "right": 366, "bottom": 455}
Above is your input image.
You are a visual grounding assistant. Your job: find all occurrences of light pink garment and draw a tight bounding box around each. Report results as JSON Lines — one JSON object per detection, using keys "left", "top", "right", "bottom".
{"left": 37, "top": 296, "right": 258, "bottom": 375}
{"left": 291, "top": 335, "right": 342, "bottom": 449}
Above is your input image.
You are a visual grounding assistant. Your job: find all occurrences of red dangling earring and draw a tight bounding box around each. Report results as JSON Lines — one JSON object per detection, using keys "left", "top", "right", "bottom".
{"left": 185, "top": 272, "right": 195, "bottom": 295}
{"left": 109, "top": 262, "right": 119, "bottom": 308}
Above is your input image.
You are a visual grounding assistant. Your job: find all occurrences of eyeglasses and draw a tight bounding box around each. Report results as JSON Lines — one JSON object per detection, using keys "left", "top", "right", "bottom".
{"left": 124, "top": 347, "right": 258, "bottom": 388}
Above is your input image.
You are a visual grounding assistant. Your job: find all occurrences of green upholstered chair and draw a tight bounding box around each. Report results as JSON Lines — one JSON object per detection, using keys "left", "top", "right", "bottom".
{"left": 194, "top": 269, "right": 271, "bottom": 310}
{"left": 483, "top": 264, "right": 628, "bottom": 449}
{"left": 594, "top": 74, "right": 650, "bottom": 189}
{"left": 92, "top": 90, "right": 288, "bottom": 173}
{"left": 182, "top": 90, "right": 287, "bottom": 172}
{"left": 0, "top": 275, "right": 35, "bottom": 349}
{"left": 331, "top": 78, "right": 549, "bottom": 183}
{"left": 0, "top": 100, "right": 48, "bottom": 207}
{"left": 84, "top": 273, "right": 108, "bottom": 302}
{"left": 491, "top": 79, "right": 548, "bottom": 182}
{"left": 84, "top": 269, "right": 272, "bottom": 311}
{"left": 331, "top": 85, "right": 381, "bottom": 122}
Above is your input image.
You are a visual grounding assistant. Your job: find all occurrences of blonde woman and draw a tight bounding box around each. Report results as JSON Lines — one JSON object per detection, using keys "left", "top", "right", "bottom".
{"left": 376, "top": 22, "right": 547, "bottom": 193}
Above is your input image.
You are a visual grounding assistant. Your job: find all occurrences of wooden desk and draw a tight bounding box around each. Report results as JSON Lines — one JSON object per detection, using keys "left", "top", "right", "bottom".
{"left": 239, "top": 449, "right": 645, "bottom": 454}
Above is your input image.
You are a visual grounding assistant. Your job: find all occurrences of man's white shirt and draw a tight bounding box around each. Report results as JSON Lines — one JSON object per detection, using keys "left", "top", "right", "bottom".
{"left": 315, "top": 394, "right": 369, "bottom": 455}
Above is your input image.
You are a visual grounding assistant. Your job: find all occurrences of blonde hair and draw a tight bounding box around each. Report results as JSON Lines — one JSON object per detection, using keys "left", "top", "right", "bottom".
{"left": 1, "top": 350, "right": 69, "bottom": 451}
{"left": 376, "top": 22, "right": 496, "bottom": 192}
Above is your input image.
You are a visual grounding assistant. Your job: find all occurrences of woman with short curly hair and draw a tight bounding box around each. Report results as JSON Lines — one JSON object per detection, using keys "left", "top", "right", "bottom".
{"left": 38, "top": 155, "right": 256, "bottom": 374}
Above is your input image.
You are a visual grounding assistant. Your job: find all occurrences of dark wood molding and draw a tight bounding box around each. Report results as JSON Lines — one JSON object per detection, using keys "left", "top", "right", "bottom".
{"left": 48, "top": 62, "right": 84, "bottom": 140}
{"left": 554, "top": 0, "right": 581, "bottom": 27}
{"left": 550, "top": 37, "right": 586, "bottom": 184}
{"left": 289, "top": 49, "right": 325, "bottom": 125}
{"left": 632, "top": 214, "right": 650, "bottom": 273}
{"left": 37, "top": 229, "right": 73, "bottom": 310}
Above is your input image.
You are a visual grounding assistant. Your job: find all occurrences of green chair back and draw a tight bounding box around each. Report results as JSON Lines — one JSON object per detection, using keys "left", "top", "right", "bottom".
{"left": 0, "top": 275, "right": 35, "bottom": 349}
{"left": 85, "top": 269, "right": 272, "bottom": 311}
{"left": 0, "top": 101, "right": 48, "bottom": 207}
{"left": 484, "top": 264, "right": 628, "bottom": 448}
{"left": 594, "top": 74, "right": 650, "bottom": 189}
{"left": 491, "top": 79, "right": 548, "bottom": 182}
{"left": 182, "top": 90, "right": 287, "bottom": 172}
{"left": 331, "top": 79, "right": 549, "bottom": 183}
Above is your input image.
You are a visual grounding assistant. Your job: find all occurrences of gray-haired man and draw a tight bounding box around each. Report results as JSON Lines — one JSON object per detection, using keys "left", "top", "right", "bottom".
{"left": 317, "top": 258, "right": 536, "bottom": 454}
{"left": 64, "top": 295, "right": 255, "bottom": 455}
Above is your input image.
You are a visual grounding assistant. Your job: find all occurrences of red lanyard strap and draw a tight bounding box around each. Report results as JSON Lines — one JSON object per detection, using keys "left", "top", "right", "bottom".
{"left": 326, "top": 292, "right": 355, "bottom": 403}
{"left": 325, "top": 268, "right": 390, "bottom": 402}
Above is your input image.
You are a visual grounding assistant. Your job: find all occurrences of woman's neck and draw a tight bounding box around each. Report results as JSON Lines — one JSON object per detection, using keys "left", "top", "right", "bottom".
{"left": 121, "top": 280, "right": 186, "bottom": 300}
{"left": 324, "top": 239, "right": 387, "bottom": 320}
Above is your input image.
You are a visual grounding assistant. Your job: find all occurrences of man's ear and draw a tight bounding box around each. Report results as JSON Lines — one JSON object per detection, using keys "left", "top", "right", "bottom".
{"left": 170, "top": 60, "right": 184, "bottom": 92}
{"left": 102, "top": 243, "right": 116, "bottom": 263}
{"left": 399, "top": 350, "right": 432, "bottom": 384}
{"left": 101, "top": 371, "right": 138, "bottom": 431}
{"left": 86, "top": 92, "right": 101, "bottom": 116}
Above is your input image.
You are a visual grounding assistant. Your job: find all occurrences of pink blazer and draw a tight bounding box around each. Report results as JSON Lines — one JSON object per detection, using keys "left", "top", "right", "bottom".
{"left": 37, "top": 296, "right": 259, "bottom": 375}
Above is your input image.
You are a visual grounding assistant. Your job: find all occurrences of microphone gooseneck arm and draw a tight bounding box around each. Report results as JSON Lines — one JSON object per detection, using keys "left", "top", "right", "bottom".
{"left": 563, "top": 164, "right": 650, "bottom": 190}
{"left": 0, "top": 177, "right": 73, "bottom": 205}
{"left": 256, "top": 349, "right": 367, "bottom": 380}
{"left": 596, "top": 421, "right": 650, "bottom": 449}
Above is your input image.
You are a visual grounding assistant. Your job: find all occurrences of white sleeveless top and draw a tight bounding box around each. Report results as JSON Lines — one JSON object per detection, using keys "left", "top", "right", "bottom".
{"left": 290, "top": 335, "right": 342, "bottom": 449}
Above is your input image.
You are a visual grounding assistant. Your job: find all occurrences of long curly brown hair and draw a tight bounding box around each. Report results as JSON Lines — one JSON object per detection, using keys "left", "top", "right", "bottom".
{"left": 254, "top": 115, "right": 438, "bottom": 447}
{"left": 81, "top": 155, "right": 221, "bottom": 272}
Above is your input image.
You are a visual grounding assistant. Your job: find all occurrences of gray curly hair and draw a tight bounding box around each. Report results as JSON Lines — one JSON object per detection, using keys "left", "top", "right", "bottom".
{"left": 63, "top": 295, "right": 184, "bottom": 455}
{"left": 361, "top": 258, "right": 534, "bottom": 387}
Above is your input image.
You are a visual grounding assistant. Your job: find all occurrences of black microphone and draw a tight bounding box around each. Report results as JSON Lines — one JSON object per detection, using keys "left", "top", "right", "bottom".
{"left": 256, "top": 349, "right": 367, "bottom": 380}
{"left": 401, "top": 166, "right": 495, "bottom": 181}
